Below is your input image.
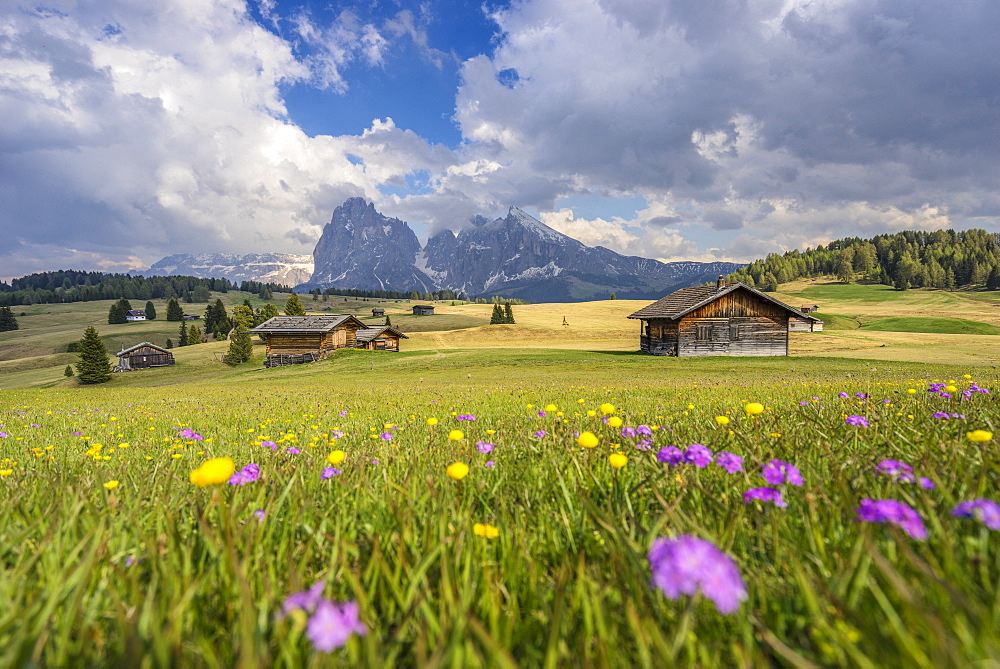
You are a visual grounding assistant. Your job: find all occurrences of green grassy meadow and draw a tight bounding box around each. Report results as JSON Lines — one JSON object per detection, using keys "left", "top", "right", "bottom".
{"left": 1, "top": 283, "right": 999, "bottom": 666}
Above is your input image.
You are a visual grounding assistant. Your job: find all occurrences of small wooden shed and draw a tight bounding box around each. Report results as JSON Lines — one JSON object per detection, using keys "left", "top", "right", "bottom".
{"left": 114, "top": 342, "right": 174, "bottom": 371}
{"left": 412, "top": 305, "right": 434, "bottom": 316}
{"left": 628, "top": 277, "right": 823, "bottom": 357}
{"left": 250, "top": 315, "right": 366, "bottom": 367}
{"left": 371, "top": 308, "right": 385, "bottom": 317}
{"left": 355, "top": 326, "right": 408, "bottom": 351}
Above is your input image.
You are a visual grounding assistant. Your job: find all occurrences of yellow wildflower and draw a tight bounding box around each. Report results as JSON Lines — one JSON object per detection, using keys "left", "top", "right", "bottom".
{"left": 327, "top": 450, "right": 346, "bottom": 465}
{"left": 577, "top": 432, "right": 599, "bottom": 448}
{"left": 609, "top": 453, "right": 628, "bottom": 468}
{"left": 189, "top": 457, "right": 235, "bottom": 486}
{"left": 446, "top": 462, "right": 469, "bottom": 480}
{"left": 745, "top": 402, "right": 765, "bottom": 415}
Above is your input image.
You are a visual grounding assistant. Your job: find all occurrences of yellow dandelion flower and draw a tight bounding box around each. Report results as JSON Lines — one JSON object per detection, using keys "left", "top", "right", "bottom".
{"left": 448, "top": 430, "right": 464, "bottom": 442}
{"left": 967, "top": 430, "right": 993, "bottom": 443}
{"left": 0, "top": 469, "right": 13, "bottom": 477}
{"left": 600, "top": 403, "right": 615, "bottom": 415}
{"left": 189, "top": 457, "right": 235, "bottom": 487}
{"left": 745, "top": 402, "right": 765, "bottom": 415}
{"left": 103, "top": 480, "right": 119, "bottom": 491}
{"left": 607, "top": 416, "right": 623, "bottom": 428}
{"left": 327, "top": 450, "right": 346, "bottom": 465}
{"left": 715, "top": 416, "right": 730, "bottom": 425}
{"left": 609, "top": 453, "right": 628, "bottom": 468}
{"left": 446, "top": 462, "right": 469, "bottom": 480}
{"left": 473, "top": 523, "right": 499, "bottom": 538}
{"left": 577, "top": 432, "right": 599, "bottom": 448}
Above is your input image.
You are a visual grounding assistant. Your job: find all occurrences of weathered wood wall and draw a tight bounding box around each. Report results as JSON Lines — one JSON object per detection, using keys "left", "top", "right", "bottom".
{"left": 264, "top": 326, "right": 361, "bottom": 358}
{"left": 359, "top": 335, "right": 400, "bottom": 351}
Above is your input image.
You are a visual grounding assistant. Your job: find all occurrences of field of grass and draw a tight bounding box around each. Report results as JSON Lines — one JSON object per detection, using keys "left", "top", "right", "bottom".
{"left": 1, "top": 351, "right": 997, "bottom": 666}
{"left": 1, "top": 283, "right": 998, "bottom": 665}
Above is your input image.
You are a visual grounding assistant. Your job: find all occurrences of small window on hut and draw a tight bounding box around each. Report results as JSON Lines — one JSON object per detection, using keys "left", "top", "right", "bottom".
{"left": 729, "top": 324, "right": 740, "bottom": 341}
{"left": 696, "top": 324, "right": 711, "bottom": 340}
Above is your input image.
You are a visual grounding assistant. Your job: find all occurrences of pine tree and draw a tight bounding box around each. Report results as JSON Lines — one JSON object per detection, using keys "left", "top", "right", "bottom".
{"left": 385, "top": 314, "right": 392, "bottom": 327}
{"left": 76, "top": 326, "right": 112, "bottom": 384}
{"left": 504, "top": 302, "right": 515, "bottom": 324}
{"left": 108, "top": 297, "right": 131, "bottom": 324}
{"left": 257, "top": 303, "right": 279, "bottom": 325}
{"left": 178, "top": 322, "right": 188, "bottom": 346}
{"left": 285, "top": 293, "right": 306, "bottom": 316}
{"left": 0, "top": 306, "right": 18, "bottom": 332}
{"left": 165, "top": 338, "right": 173, "bottom": 349}
{"left": 166, "top": 297, "right": 184, "bottom": 321}
{"left": 226, "top": 325, "right": 253, "bottom": 364}
{"left": 490, "top": 304, "right": 504, "bottom": 324}
{"left": 144, "top": 300, "right": 157, "bottom": 320}
{"left": 188, "top": 323, "right": 201, "bottom": 344}
{"left": 64, "top": 365, "right": 74, "bottom": 377}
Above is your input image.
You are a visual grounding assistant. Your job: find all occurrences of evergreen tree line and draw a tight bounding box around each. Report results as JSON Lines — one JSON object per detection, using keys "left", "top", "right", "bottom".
{"left": 0, "top": 270, "right": 290, "bottom": 307}
{"left": 489, "top": 303, "right": 516, "bottom": 324}
{"left": 316, "top": 287, "right": 469, "bottom": 301}
{"left": 727, "top": 229, "right": 1000, "bottom": 292}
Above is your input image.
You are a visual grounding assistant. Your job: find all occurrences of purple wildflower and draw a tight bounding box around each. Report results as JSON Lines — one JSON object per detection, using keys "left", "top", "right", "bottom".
{"left": 854, "top": 393, "right": 869, "bottom": 399}
{"left": 0, "top": 432, "right": 7, "bottom": 438}
{"left": 876, "top": 460, "right": 914, "bottom": 483}
{"left": 484, "top": 460, "right": 496, "bottom": 468}
{"left": 229, "top": 463, "right": 261, "bottom": 485}
{"left": 761, "top": 460, "right": 803, "bottom": 486}
{"left": 261, "top": 440, "right": 277, "bottom": 451}
{"left": 918, "top": 477, "right": 935, "bottom": 490}
{"left": 636, "top": 425, "right": 653, "bottom": 436}
{"left": 457, "top": 414, "right": 477, "bottom": 421}
{"left": 476, "top": 441, "right": 495, "bottom": 454}
{"left": 321, "top": 467, "right": 342, "bottom": 479}
{"left": 684, "top": 443, "right": 713, "bottom": 468}
{"left": 338, "top": 410, "right": 348, "bottom": 417}
{"left": 125, "top": 556, "right": 136, "bottom": 567}
{"left": 306, "top": 600, "right": 367, "bottom": 652}
{"left": 656, "top": 446, "right": 684, "bottom": 466}
{"left": 647, "top": 535, "right": 747, "bottom": 614}
{"left": 932, "top": 412, "right": 950, "bottom": 419}
{"left": 282, "top": 582, "right": 326, "bottom": 616}
{"left": 533, "top": 430, "right": 547, "bottom": 438}
{"left": 743, "top": 487, "right": 787, "bottom": 508}
{"left": 285, "top": 447, "right": 300, "bottom": 455}
{"left": 330, "top": 430, "right": 345, "bottom": 439}
{"left": 837, "top": 392, "right": 849, "bottom": 398}
{"left": 951, "top": 499, "right": 1000, "bottom": 530}
{"left": 856, "top": 499, "right": 927, "bottom": 540}
{"left": 621, "top": 426, "right": 637, "bottom": 438}
{"left": 178, "top": 428, "right": 203, "bottom": 441}
{"left": 636, "top": 439, "right": 653, "bottom": 451}
{"left": 380, "top": 432, "right": 393, "bottom": 441}
{"left": 369, "top": 459, "right": 379, "bottom": 465}
{"left": 537, "top": 411, "right": 546, "bottom": 418}
{"left": 252, "top": 509, "right": 266, "bottom": 521}
{"left": 845, "top": 415, "right": 869, "bottom": 428}
{"left": 798, "top": 401, "right": 809, "bottom": 406}
{"left": 716, "top": 452, "right": 744, "bottom": 474}
{"left": 70, "top": 431, "right": 82, "bottom": 436}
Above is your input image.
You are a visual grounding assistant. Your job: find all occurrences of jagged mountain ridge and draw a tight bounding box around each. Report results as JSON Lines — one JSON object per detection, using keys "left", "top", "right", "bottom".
{"left": 143, "top": 253, "right": 314, "bottom": 287}
{"left": 296, "top": 198, "right": 743, "bottom": 301}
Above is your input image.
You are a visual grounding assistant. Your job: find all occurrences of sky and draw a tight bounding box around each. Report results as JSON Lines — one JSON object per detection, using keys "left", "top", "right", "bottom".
{"left": 2, "top": 0, "right": 999, "bottom": 281}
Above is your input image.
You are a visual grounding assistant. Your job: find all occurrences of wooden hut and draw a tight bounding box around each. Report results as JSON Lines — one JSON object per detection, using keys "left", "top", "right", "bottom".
{"left": 371, "top": 308, "right": 385, "bottom": 317}
{"left": 627, "top": 276, "right": 823, "bottom": 357}
{"left": 355, "top": 326, "right": 408, "bottom": 351}
{"left": 250, "top": 315, "right": 366, "bottom": 367}
{"left": 412, "top": 305, "right": 434, "bottom": 316}
{"left": 114, "top": 342, "right": 174, "bottom": 371}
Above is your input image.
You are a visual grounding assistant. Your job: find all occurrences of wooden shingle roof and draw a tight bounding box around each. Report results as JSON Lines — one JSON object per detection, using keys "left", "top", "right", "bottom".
{"left": 355, "top": 326, "right": 408, "bottom": 344}
{"left": 250, "top": 315, "right": 366, "bottom": 334}
{"left": 117, "top": 342, "right": 170, "bottom": 356}
{"left": 628, "top": 282, "right": 822, "bottom": 322}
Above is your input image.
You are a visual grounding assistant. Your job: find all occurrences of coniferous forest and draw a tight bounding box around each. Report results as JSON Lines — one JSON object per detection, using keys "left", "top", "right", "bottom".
{"left": 727, "top": 229, "right": 1000, "bottom": 291}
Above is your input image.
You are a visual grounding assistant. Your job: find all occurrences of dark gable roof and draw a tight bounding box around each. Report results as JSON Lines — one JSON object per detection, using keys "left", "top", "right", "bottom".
{"left": 250, "top": 314, "right": 367, "bottom": 334}
{"left": 126, "top": 310, "right": 146, "bottom": 316}
{"left": 117, "top": 342, "right": 170, "bottom": 356}
{"left": 628, "top": 282, "right": 822, "bottom": 322}
{"left": 355, "top": 326, "right": 409, "bottom": 343}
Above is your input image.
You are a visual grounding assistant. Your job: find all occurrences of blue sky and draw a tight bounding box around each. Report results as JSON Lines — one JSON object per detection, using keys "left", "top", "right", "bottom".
{"left": 2, "top": 0, "right": 999, "bottom": 279}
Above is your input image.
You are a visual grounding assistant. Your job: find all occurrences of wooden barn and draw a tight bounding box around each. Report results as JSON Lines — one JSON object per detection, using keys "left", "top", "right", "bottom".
{"left": 628, "top": 277, "right": 823, "bottom": 357}
{"left": 355, "top": 326, "right": 408, "bottom": 351}
{"left": 412, "top": 305, "right": 434, "bottom": 316}
{"left": 114, "top": 342, "right": 174, "bottom": 371}
{"left": 371, "top": 308, "right": 385, "bottom": 317}
{"left": 250, "top": 315, "right": 367, "bottom": 367}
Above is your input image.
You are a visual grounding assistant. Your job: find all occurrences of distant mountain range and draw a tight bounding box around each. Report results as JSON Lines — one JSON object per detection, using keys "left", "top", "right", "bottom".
{"left": 143, "top": 253, "right": 314, "bottom": 287}
{"left": 295, "top": 198, "right": 742, "bottom": 301}
{"left": 143, "top": 199, "right": 743, "bottom": 301}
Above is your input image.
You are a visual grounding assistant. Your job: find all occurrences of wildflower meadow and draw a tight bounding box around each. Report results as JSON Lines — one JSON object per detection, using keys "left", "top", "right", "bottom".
{"left": 0, "top": 353, "right": 997, "bottom": 666}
